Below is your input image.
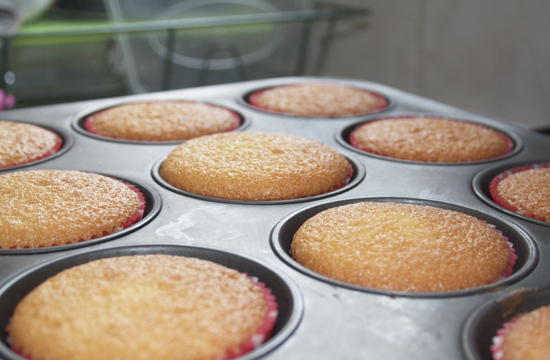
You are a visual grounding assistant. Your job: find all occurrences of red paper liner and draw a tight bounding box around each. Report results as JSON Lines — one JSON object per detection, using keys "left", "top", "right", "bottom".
{"left": 248, "top": 84, "right": 388, "bottom": 117}
{"left": 0, "top": 181, "right": 146, "bottom": 250}
{"left": 490, "top": 316, "right": 518, "bottom": 360}
{"left": 3, "top": 133, "right": 62, "bottom": 169}
{"left": 85, "top": 101, "right": 241, "bottom": 141}
{"left": 9, "top": 275, "right": 278, "bottom": 360}
{"left": 480, "top": 220, "right": 517, "bottom": 279}
{"left": 222, "top": 276, "right": 279, "bottom": 360}
{"left": 317, "top": 165, "right": 354, "bottom": 195}
{"left": 489, "top": 163, "right": 550, "bottom": 222}
{"left": 349, "top": 117, "right": 514, "bottom": 161}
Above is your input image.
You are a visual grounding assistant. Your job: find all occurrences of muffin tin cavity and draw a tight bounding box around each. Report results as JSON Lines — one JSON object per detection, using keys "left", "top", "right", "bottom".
{"left": 0, "top": 175, "right": 161, "bottom": 255}
{"left": 336, "top": 116, "right": 523, "bottom": 165}
{"left": 0, "top": 245, "right": 303, "bottom": 360}
{"left": 473, "top": 161, "right": 550, "bottom": 227}
{"left": 0, "top": 123, "right": 73, "bottom": 172}
{"left": 271, "top": 197, "right": 538, "bottom": 298}
{"left": 72, "top": 100, "right": 250, "bottom": 144}
{"left": 151, "top": 155, "right": 365, "bottom": 205}
{"left": 241, "top": 84, "right": 391, "bottom": 118}
{"left": 462, "top": 288, "right": 550, "bottom": 360}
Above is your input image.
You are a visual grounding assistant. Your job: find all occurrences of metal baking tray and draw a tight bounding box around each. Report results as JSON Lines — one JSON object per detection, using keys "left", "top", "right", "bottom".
{"left": 1, "top": 77, "right": 550, "bottom": 360}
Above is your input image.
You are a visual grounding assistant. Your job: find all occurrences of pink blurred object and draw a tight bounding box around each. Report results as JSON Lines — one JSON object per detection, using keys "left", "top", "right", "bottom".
{"left": 0, "top": 89, "right": 16, "bottom": 110}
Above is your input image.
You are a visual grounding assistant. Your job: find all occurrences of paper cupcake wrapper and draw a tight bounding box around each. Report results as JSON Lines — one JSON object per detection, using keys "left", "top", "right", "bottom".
{"left": 490, "top": 316, "right": 518, "bottom": 360}
{"left": 489, "top": 163, "right": 550, "bottom": 222}
{"left": 9, "top": 275, "right": 278, "bottom": 360}
{"left": 0, "top": 181, "right": 146, "bottom": 250}
{"left": 317, "top": 166, "right": 354, "bottom": 195}
{"left": 480, "top": 220, "right": 517, "bottom": 279}
{"left": 85, "top": 101, "right": 241, "bottom": 141}
{"left": 3, "top": 133, "right": 62, "bottom": 169}
{"left": 248, "top": 85, "right": 388, "bottom": 117}
{"left": 349, "top": 117, "right": 514, "bottom": 160}
{"left": 222, "top": 276, "right": 279, "bottom": 360}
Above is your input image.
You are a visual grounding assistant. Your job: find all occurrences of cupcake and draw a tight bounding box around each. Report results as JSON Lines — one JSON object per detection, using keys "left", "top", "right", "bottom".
{"left": 0, "top": 170, "right": 145, "bottom": 249}
{"left": 491, "top": 305, "right": 550, "bottom": 360}
{"left": 84, "top": 101, "right": 241, "bottom": 141}
{"left": 247, "top": 83, "right": 388, "bottom": 117}
{"left": 291, "top": 202, "right": 516, "bottom": 292}
{"left": 490, "top": 164, "right": 550, "bottom": 222}
{"left": 0, "top": 120, "right": 62, "bottom": 168}
{"left": 159, "top": 132, "right": 352, "bottom": 201}
{"left": 7, "top": 255, "right": 278, "bottom": 360}
{"left": 350, "top": 116, "right": 513, "bottom": 162}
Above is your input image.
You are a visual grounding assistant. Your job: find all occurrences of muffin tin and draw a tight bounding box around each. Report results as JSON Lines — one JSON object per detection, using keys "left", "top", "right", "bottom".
{"left": 1, "top": 77, "right": 550, "bottom": 360}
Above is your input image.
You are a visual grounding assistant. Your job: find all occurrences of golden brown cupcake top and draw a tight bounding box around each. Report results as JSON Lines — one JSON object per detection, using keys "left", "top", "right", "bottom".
{"left": 0, "top": 170, "right": 141, "bottom": 248}
{"left": 87, "top": 101, "right": 239, "bottom": 141}
{"left": 501, "top": 306, "right": 550, "bottom": 360}
{"left": 249, "top": 83, "right": 387, "bottom": 117}
{"left": 8, "top": 255, "right": 269, "bottom": 360}
{"left": 160, "top": 132, "right": 351, "bottom": 201}
{"left": 351, "top": 117, "right": 511, "bottom": 162}
{"left": 291, "top": 202, "right": 510, "bottom": 292}
{"left": 496, "top": 168, "right": 550, "bottom": 221}
{"left": 0, "top": 121, "right": 59, "bottom": 167}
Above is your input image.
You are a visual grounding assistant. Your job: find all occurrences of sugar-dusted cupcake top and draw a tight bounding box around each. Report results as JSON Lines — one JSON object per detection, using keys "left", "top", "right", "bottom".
{"left": 496, "top": 305, "right": 550, "bottom": 360}
{"left": 248, "top": 83, "right": 387, "bottom": 117}
{"left": 85, "top": 101, "right": 240, "bottom": 141}
{"left": 7, "top": 255, "right": 275, "bottom": 360}
{"left": 492, "top": 167, "right": 550, "bottom": 222}
{"left": 160, "top": 132, "right": 351, "bottom": 201}
{"left": 350, "top": 116, "right": 513, "bottom": 162}
{"left": 0, "top": 170, "right": 142, "bottom": 248}
{"left": 0, "top": 120, "right": 61, "bottom": 168}
{"left": 291, "top": 202, "right": 511, "bottom": 292}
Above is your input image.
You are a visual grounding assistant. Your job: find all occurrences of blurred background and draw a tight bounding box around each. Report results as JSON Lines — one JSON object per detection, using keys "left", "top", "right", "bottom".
{"left": 1, "top": 0, "right": 549, "bottom": 131}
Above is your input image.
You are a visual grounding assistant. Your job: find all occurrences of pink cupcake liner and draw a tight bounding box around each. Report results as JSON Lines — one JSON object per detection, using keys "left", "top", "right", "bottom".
{"left": 3, "top": 132, "right": 62, "bottom": 169}
{"left": 248, "top": 85, "right": 388, "bottom": 117}
{"left": 0, "top": 181, "right": 146, "bottom": 250}
{"left": 9, "top": 275, "right": 278, "bottom": 360}
{"left": 349, "top": 117, "right": 514, "bottom": 160}
{"left": 490, "top": 316, "right": 518, "bottom": 360}
{"left": 85, "top": 101, "right": 241, "bottom": 140}
{"left": 222, "top": 276, "right": 279, "bottom": 360}
{"left": 318, "top": 166, "right": 354, "bottom": 195}
{"left": 480, "top": 220, "right": 517, "bottom": 279}
{"left": 489, "top": 163, "right": 550, "bottom": 222}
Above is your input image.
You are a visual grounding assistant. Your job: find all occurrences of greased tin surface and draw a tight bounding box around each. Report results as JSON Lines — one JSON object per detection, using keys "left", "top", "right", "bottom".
{"left": 1, "top": 77, "right": 549, "bottom": 360}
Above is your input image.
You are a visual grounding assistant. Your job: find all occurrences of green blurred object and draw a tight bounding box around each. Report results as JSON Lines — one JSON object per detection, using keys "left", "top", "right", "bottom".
{"left": 1, "top": 0, "right": 369, "bottom": 107}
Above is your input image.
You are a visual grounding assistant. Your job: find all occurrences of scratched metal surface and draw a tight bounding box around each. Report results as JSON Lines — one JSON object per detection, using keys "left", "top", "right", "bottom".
{"left": 0, "top": 77, "right": 549, "bottom": 360}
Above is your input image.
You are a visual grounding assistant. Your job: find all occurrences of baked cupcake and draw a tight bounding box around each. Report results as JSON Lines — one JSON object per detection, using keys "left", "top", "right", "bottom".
{"left": 0, "top": 170, "right": 145, "bottom": 249}
{"left": 84, "top": 101, "right": 241, "bottom": 141}
{"left": 159, "top": 132, "right": 352, "bottom": 201}
{"left": 350, "top": 116, "right": 513, "bottom": 162}
{"left": 291, "top": 202, "right": 515, "bottom": 292}
{"left": 0, "top": 120, "right": 62, "bottom": 168}
{"left": 7, "top": 255, "right": 278, "bottom": 360}
{"left": 491, "top": 305, "right": 550, "bottom": 360}
{"left": 490, "top": 164, "right": 550, "bottom": 222}
{"left": 248, "top": 83, "right": 388, "bottom": 117}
